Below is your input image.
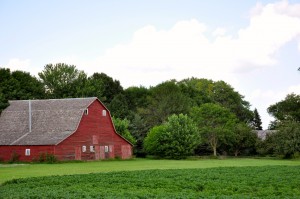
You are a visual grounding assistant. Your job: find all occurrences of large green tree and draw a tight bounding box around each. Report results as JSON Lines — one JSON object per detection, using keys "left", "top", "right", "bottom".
{"left": 229, "top": 122, "right": 258, "bottom": 156}
{"left": 179, "top": 78, "right": 253, "bottom": 123}
{"left": 144, "top": 114, "right": 200, "bottom": 159}
{"left": 190, "top": 103, "right": 238, "bottom": 156}
{"left": 268, "top": 93, "right": 300, "bottom": 124}
{"left": 38, "top": 63, "right": 87, "bottom": 98}
{"left": 89, "top": 73, "right": 123, "bottom": 104}
{"left": 139, "top": 81, "right": 191, "bottom": 127}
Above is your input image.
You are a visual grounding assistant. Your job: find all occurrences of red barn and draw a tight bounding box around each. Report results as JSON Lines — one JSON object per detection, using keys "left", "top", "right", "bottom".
{"left": 0, "top": 97, "right": 133, "bottom": 162}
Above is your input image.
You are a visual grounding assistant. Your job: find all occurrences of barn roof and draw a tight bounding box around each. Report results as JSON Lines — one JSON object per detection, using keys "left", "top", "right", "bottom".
{"left": 0, "top": 97, "right": 97, "bottom": 145}
{"left": 256, "top": 130, "right": 277, "bottom": 140}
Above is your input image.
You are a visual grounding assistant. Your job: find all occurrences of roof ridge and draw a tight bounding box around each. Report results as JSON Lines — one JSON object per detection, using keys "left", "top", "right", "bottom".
{"left": 9, "top": 97, "right": 97, "bottom": 102}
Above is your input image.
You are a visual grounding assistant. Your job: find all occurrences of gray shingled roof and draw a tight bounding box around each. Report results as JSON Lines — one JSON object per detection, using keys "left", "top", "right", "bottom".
{"left": 256, "top": 130, "right": 277, "bottom": 140}
{"left": 0, "top": 97, "right": 97, "bottom": 145}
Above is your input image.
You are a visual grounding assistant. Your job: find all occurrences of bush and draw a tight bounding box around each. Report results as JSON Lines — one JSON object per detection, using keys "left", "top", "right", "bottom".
{"left": 8, "top": 151, "right": 20, "bottom": 163}
{"left": 38, "top": 152, "right": 58, "bottom": 163}
{"left": 144, "top": 114, "right": 200, "bottom": 159}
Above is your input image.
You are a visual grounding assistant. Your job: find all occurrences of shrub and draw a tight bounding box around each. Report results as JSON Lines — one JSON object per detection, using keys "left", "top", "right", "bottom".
{"left": 8, "top": 151, "right": 20, "bottom": 163}
{"left": 38, "top": 152, "right": 58, "bottom": 163}
{"left": 144, "top": 114, "right": 200, "bottom": 159}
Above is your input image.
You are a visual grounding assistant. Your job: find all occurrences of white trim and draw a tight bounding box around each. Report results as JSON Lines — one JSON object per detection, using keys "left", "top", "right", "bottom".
{"left": 82, "top": 145, "right": 86, "bottom": 152}
{"left": 25, "top": 149, "right": 30, "bottom": 156}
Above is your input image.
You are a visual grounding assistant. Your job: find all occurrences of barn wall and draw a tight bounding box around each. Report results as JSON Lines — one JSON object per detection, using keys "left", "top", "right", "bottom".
{"left": 0, "top": 145, "right": 54, "bottom": 162}
{"left": 55, "top": 100, "right": 132, "bottom": 161}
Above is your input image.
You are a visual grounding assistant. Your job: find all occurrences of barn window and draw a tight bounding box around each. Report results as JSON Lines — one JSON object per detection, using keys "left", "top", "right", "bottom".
{"left": 25, "top": 149, "right": 30, "bottom": 156}
{"left": 104, "top": 145, "right": 109, "bottom": 153}
{"left": 84, "top": 109, "right": 88, "bottom": 115}
{"left": 82, "top": 145, "right": 86, "bottom": 152}
{"left": 90, "top": 146, "right": 95, "bottom": 152}
{"left": 102, "top": 110, "right": 107, "bottom": 116}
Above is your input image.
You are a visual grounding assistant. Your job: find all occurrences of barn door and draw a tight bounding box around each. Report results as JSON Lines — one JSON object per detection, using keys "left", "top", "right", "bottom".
{"left": 95, "top": 145, "right": 100, "bottom": 160}
{"left": 75, "top": 146, "right": 81, "bottom": 160}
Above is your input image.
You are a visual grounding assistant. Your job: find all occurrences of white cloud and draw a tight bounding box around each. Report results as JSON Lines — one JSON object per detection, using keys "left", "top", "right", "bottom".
{"left": 3, "top": 58, "right": 33, "bottom": 73}
{"left": 88, "top": 1, "right": 300, "bottom": 88}
{"left": 213, "top": 28, "right": 227, "bottom": 37}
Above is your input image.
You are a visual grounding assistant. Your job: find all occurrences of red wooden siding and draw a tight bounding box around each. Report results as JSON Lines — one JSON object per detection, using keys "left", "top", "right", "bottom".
{"left": 53, "top": 100, "right": 132, "bottom": 161}
{"left": 0, "top": 145, "right": 54, "bottom": 162}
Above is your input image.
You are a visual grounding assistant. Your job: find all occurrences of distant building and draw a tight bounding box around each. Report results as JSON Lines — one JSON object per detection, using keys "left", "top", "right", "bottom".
{"left": 256, "top": 130, "right": 277, "bottom": 140}
{"left": 0, "top": 97, "right": 132, "bottom": 162}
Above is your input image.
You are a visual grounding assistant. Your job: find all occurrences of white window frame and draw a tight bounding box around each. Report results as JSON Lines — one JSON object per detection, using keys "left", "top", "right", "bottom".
{"left": 102, "top": 110, "right": 107, "bottom": 116}
{"left": 104, "top": 145, "right": 109, "bottom": 153}
{"left": 82, "top": 145, "right": 86, "bottom": 152}
{"left": 25, "top": 149, "right": 30, "bottom": 156}
{"left": 90, "top": 146, "right": 95, "bottom": 152}
{"left": 84, "top": 108, "right": 88, "bottom": 115}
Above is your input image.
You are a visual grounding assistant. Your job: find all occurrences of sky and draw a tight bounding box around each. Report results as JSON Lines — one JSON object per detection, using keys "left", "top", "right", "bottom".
{"left": 1, "top": 0, "right": 300, "bottom": 129}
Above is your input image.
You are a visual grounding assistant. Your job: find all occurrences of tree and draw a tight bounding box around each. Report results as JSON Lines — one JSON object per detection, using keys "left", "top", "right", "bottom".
{"left": 108, "top": 94, "right": 131, "bottom": 119}
{"left": 112, "top": 117, "right": 136, "bottom": 145}
{"left": 0, "top": 92, "right": 9, "bottom": 114}
{"left": 124, "top": 86, "right": 150, "bottom": 112}
{"left": 211, "top": 81, "right": 252, "bottom": 123}
{"left": 229, "top": 122, "right": 258, "bottom": 156}
{"left": 190, "top": 103, "right": 238, "bottom": 156}
{"left": 89, "top": 73, "right": 123, "bottom": 104}
{"left": 178, "top": 78, "right": 253, "bottom": 123}
{"left": 252, "top": 108, "right": 263, "bottom": 130}
{"left": 268, "top": 93, "right": 300, "bottom": 124}
{"left": 144, "top": 114, "right": 200, "bottom": 159}
{"left": 140, "top": 81, "right": 191, "bottom": 127}
{"left": 0, "top": 68, "right": 45, "bottom": 100}
{"left": 273, "top": 121, "right": 300, "bottom": 158}
{"left": 38, "top": 63, "right": 87, "bottom": 98}
{"left": 129, "top": 113, "right": 149, "bottom": 156}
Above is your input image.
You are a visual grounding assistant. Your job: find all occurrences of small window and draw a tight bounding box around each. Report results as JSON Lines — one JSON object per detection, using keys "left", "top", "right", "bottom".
{"left": 104, "top": 146, "right": 109, "bottom": 153}
{"left": 25, "top": 149, "right": 30, "bottom": 156}
{"left": 84, "top": 109, "right": 88, "bottom": 115}
{"left": 102, "top": 110, "right": 107, "bottom": 116}
{"left": 90, "top": 146, "right": 95, "bottom": 152}
{"left": 82, "top": 145, "right": 86, "bottom": 152}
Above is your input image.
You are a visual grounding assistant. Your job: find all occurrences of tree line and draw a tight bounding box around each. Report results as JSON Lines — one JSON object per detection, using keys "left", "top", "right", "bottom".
{"left": 0, "top": 63, "right": 299, "bottom": 159}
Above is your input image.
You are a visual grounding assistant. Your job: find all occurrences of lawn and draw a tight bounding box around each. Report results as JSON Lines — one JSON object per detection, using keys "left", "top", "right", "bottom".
{"left": 1, "top": 158, "right": 300, "bottom": 185}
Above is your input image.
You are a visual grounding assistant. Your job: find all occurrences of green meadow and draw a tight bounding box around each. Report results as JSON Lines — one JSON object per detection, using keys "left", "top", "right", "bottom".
{"left": 1, "top": 158, "right": 300, "bottom": 198}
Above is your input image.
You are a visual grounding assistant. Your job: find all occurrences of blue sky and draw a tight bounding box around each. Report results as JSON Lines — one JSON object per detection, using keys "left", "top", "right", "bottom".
{"left": 1, "top": 0, "right": 300, "bottom": 129}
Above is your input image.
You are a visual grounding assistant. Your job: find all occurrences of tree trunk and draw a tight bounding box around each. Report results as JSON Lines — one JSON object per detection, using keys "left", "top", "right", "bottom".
{"left": 234, "top": 150, "right": 238, "bottom": 157}
{"left": 213, "top": 146, "right": 217, "bottom": 156}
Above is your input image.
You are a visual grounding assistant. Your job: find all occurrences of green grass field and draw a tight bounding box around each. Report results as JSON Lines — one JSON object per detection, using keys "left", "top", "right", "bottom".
{"left": 1, "top": 158, "right": 300, "bottom": 185}
{"left": 1, "top": 165, "right": 300, "bottom": 198}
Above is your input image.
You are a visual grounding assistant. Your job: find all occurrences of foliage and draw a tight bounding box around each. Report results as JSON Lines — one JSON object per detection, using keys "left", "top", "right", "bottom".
{"left": 38, "top": 153, "right": 58, "bottom": 163}
{"left": 144, "top": 114, "right": 200, "bottom": 159}
{"left": 273, "top": 121, "right": 300, "bottom": 158}
{"left": 0, "top": 92, "right": 9, "bottom": 114}
{"left": 108, "top": 94, "right": 131, "bottom": 119}
{"left": 129, "top": 113, "right": 149, "bottom": 156}
{"left": 38, "top": 63, "right": 87, "bottom": 98}
{"left": 112, "top": 117, "right": 136, "bottom": 145}
{"left": 140, "top": 81, "right": 191, "bottom": 127}
{"left": 229, "top": 122, "right": 258, "bottom": 156}
{"left": 0, "top": 68, "right": 45, "bottom": 102}
{"left": 190, "top": 103, "right": 238, "bottom": 156}
{"left": 268, "top": 93, "right": 300, "bottom": 124}
{"left": 8, "top": 151, "right": 20, "bottom": 163}
{"left": 252, "top": 108, "right": 263, "bottom": 130}
{"left": 179, "top": 78, "right": 253, "bottom": 123}
{"left": 1, "top": 166, "right": 300, "bottom": 198}
{"left": 89, "top": 72, "right": 123, "bottom": 104}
